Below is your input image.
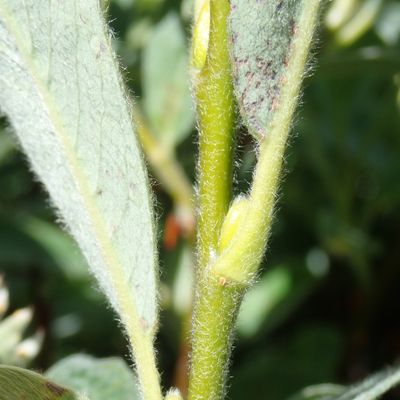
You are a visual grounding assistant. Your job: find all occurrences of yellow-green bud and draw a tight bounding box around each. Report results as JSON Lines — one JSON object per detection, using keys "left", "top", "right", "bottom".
{"left": 218, "top": 196, "right": 248, "bottom": 253}
{"left": 191, "top": 0, "right": 210, "bottom": 71}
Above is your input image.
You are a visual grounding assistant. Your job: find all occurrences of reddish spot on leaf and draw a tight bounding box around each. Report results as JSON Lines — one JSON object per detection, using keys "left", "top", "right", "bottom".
{"left": 45, "top": 381, "right": 66, "bottom": 396}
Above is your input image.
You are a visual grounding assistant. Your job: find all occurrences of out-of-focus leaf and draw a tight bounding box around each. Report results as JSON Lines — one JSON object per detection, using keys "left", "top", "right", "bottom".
{"left": 396, "top": 73, "right": 400, "bottom": 110}
{"left": 0, "top": 276, "right": 9, "bottom": 318}
{"left": 20, "top": 216, "right": 89, "bottom": 281}
{"left": 0, "top": 216, "right": 88, "bottom": 284}
{"left": 0, "top": 125, "right": 14, "bottom": 164}
{"left": 181, "top": 0, "right": 194, "bottom": 22}
{"left": 0, "top": 277, "right": 42, "bottom": 367}
{"left": 375, "top": 2, "right": 400, "bottom": 46}
{"left": 335, "top": 366, "right": 400, "bottom": 400}
{"left": 334, "top": 0, "right": 383, "bottom": 46}
{"left": 113, "top": 0, "right": 164, "bottom": 12}
{"left": 112, "top": 0, "right": 134, "bottom": 9}
{"left": 142, "top": 13, "right": 194, "bottom": 147}
{"left": 325, "top": 0, "right": 358, "bottom": 31}
{"left": 0, "top": 307, "right": 32, "bottom": 363}
{"left": 288, "top": 365, "right": 400, "bottom": 400}
{"left": 47, "top": 354, "right": 140, "bottom": 400}
{"left": 0, "top": 0, "right": 158, "bottom": 341}
{"left": 125, "top": 18, "right": 153, "bottom": 51}
{"left": 172, "top": 244, "right": 194, "bottom": 316}
{"left": 236, "top": 266, "right": 291, "bottom": 338}
{"left": 236, "top": 261, "right": 327, "bottom": 338}
{"left": 231, "top": 325, "right": 343, "bottom": 400}
{"left": 0, "top": 214, "right": 89, "bottom": 283}
{"left": 287, "top": 384, "right": 345, "bottom": 400}
{"left": 0, "top": 365, "right": 84, "bottom": 400}
{"left": 13, "top": 330, "right": 44, "bottom": 366}
{"left": 136, "top": 0, "right": 164, "bottom": 12}
{"left": 0, "top": 218, "right": 51, "bottom": 268}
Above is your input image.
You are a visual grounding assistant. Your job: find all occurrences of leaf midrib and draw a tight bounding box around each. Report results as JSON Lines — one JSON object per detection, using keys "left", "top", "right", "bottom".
{"left": 0, "top": 2, "right": 143, "bottom": 329}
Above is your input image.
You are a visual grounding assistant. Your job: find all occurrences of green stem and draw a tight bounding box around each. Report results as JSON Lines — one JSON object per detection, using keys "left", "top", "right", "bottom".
{"left": 188, "top": 0, "right": 236, "bottom": 398}
{"left": 188, "top": 2, "right": 321, "bottom": 399}
{"left": 188, "top": 278, "right": 243, "bottom": 400}
{"left": 195, "top": 0, "right": 235, "bottom": 272}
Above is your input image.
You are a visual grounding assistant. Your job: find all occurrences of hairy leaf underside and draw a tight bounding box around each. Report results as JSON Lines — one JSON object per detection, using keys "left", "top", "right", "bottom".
{"left": 47, "top": 354, "right": 140, "bottom": 400}
{"left": 0, "top": 0, "right": 157, "bottom": 333}
{"left": 229, "top": 0, "right": 302, "bottom": 139}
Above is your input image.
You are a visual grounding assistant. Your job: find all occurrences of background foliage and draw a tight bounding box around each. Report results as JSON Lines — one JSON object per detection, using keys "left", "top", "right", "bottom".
{"left": 0, "top": 0, "right": 399, "bottom": 398}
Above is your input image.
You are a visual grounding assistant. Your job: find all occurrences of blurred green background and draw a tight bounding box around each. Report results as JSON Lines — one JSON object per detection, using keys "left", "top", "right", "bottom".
{"left": 0, "top": 0, "right": 400, "bottom": 398}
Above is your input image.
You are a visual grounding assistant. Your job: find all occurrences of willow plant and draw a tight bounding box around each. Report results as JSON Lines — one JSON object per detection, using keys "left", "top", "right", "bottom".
{"left": 188, "top": 2, "right": 320, "bottom": 398}
{"left": 1, "top": 1, "right": 400, "bottom": 400}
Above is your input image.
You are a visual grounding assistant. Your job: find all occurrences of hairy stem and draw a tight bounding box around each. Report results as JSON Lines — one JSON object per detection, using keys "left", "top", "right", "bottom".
{"left": 188, "top": 0, "right": 236, "bottom": 398}
{"left": 188, "top": 278, "right": 243, "bottom": 400}
{"left": 195, "top": 0, "right": 235, "bottom": 273}
{"left": 188, "top": 2, "right": 321, "bottom": 399}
